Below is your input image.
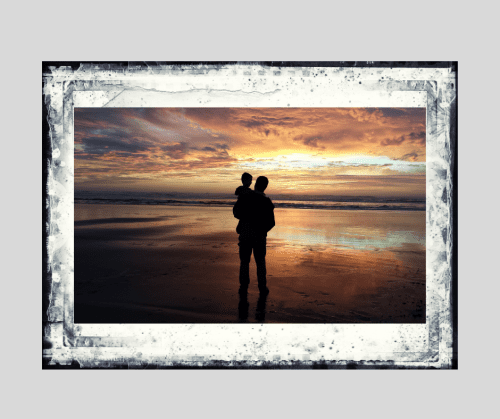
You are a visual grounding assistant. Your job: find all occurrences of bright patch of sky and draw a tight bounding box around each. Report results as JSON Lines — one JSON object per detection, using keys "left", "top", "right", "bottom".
{"left": 237, "top": 153, "right": 425, "bottom": 173}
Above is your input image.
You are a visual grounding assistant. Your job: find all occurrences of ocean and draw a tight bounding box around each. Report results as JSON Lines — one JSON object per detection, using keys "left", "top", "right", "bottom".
{"left": 74, "top": 190, "right": 425, "bottom": 212}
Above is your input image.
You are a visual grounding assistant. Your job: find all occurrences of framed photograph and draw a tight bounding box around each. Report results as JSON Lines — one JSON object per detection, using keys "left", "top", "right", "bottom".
{"left": 42, "top": 62, "right": 457, "bottom": 368}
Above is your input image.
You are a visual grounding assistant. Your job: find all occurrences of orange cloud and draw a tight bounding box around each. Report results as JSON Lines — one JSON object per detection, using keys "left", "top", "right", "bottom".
{"left": 74, "top": 107, "right": 426, "bottom": 197}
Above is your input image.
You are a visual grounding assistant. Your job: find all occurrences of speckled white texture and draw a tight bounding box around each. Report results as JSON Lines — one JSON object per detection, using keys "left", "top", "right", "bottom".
{"left": 43, "top": 64, "right": 456, "bottom": 368}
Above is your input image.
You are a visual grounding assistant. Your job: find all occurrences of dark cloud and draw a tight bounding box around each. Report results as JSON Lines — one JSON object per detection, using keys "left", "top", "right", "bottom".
{"left": 161, "top": 142, "right": 190, "bottom": 159}
{"left": 75, "top": 108, "right": 185, "bottom": 132}
{"left": 74, "top": 108, "right": 128, "bottom": 129}
{"left": 77, "top": 135, "right": 150, "bottom": 155}
{"left": 399, "top": 152, "right": 419, "bottom": 162}
{"left": 192, "top": 143, "right": 231, "bottom": 153}
{"left": 238, "top": 116, "right": 296, "bottom": 129}
{"left": 239, "top": 118, "right": 267, "bottom": 129}
{"left": 381, "top": 131, "right": 426, "bottom": 147}
{"left": 382, "top": 136, "right": 406, "bottom": 146}
{"left": 294, "top": 135, "right": 325, "bottom": 149}
{"left": 114, "top": 152, "right": 146, "bottom": 158}
{"left": 214, "top": 143, "right": 230, "bottom": 150}
{"left": 379, "top": 108, "right": 407, "bottom": 118}
{"left": 407, "top": 131, "right": 426, "bottom": 145}
{"left": 379, "top": 108, "right": 426, "bottom": 120}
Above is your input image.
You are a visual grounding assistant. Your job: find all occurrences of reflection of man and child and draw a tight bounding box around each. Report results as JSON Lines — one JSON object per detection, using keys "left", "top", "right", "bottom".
{"left": 233, "top": 172, "right": 275, "bottom": 322}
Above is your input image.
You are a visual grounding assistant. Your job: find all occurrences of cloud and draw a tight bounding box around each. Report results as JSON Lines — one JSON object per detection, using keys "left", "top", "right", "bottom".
{"left": 294, "top": 135, "right": 325, "bottom": 149}
{"left": 77, "top": 135, "right": 150, "bottom": 155}
{"left": 160, "top": 142, "right": 190, "bottom": 159}
{"left": 334, "top": 174, "right": 425, "bottom": 184}
{"left": 399, "top": 152, "right": 420, "bottom": 162}
{"left": 407, "top": 131, "right": 426, "bottom": 145}
{"left": 379, "top": 108, "right": 408, "bottom": 118}
{"left": 346, "top": 108, "right": 384, "bottom": 123}
{"left": 74, "top": 107, "right": 426, "bottom": 195}
{"left": 381, "top": 136, "right": 406, "bottom": 146}
{"left": 381, "top": 131, "right": 426, "bottom": 147}
{"left": 238, "top": 116, "right": 296, "bottom": 129}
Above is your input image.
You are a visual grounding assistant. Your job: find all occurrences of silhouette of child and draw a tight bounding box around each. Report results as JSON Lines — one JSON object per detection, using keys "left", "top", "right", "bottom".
{"left": 235, "top": 172, "right": 253, "bottom": 197}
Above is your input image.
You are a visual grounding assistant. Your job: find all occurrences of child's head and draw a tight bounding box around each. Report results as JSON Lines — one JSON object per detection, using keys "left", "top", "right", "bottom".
{"left": 241, "top": 172, "right": 252, "bottom": 187}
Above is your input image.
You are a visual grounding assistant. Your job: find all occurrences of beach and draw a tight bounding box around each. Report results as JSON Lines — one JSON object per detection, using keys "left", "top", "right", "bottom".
{"left": 74, "top": 204, "right": 426, "bottom": 323}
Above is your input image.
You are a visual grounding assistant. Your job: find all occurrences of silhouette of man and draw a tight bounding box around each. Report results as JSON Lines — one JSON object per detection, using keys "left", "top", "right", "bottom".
{"left": 233, "top": 176, "right": 275, "bottom": 296}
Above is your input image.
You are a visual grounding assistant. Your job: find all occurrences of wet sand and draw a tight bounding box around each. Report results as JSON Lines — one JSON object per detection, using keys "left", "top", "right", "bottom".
{"left": 74, "top": 204, "right": 426, "bottom": 323}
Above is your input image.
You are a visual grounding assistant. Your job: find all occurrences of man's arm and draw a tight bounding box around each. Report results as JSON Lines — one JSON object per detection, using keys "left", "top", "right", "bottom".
{"left": 265, "top": 200, "right": 275, "bottom": 233}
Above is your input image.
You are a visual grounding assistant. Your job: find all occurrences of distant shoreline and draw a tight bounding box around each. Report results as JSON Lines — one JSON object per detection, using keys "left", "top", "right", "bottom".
{"left": 74, "top": 199, "right": 425, "bottom": 211}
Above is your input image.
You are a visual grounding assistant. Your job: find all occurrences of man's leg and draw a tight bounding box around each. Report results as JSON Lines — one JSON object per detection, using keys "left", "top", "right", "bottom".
{"left": 253, "top": 237, "right": 268, "bottom": 293}
{"left": 238, "top": 237, "right": 252, "bottom": 291}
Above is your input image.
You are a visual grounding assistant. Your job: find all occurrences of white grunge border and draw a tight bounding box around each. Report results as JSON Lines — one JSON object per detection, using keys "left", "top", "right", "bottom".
{"left": 42, "top": 62, "right": 456, "bottom": 368}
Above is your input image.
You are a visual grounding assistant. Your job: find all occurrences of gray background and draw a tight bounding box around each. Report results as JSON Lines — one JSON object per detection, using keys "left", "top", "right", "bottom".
{"left": 5, "top": 1, "right": 483, "bottom": 416}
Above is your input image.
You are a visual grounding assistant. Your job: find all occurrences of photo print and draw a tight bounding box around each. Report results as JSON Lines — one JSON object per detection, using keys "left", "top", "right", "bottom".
{"left": 43, "top": 62, "right": 457, "bottom": 368}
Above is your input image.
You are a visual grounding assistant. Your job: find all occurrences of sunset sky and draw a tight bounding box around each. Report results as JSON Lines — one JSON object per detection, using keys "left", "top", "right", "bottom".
{"left": 74, "top": 108, "right": 426, "bottom": 198}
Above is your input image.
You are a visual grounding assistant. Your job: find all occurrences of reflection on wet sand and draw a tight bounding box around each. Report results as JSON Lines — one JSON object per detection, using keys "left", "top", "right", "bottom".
{"left": 75, "top": 204, "right": 425, "bottom": 324}
{"left": 238, "top": 293, "right": 249, "bottom": 322}
{"left": 237, "top": 291, "right": 268, "bottom": 323}
{"left": 255, "top": 293, "right": 268, "bottom": 323}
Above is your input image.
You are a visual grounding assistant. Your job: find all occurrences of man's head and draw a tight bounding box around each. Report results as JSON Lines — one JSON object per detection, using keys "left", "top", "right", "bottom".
{"left": 241, "top": 172, "right": 253, "bottom": 187}
{"left": 254, "top": 176, "right": 269, "bottom": 193}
